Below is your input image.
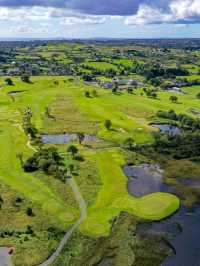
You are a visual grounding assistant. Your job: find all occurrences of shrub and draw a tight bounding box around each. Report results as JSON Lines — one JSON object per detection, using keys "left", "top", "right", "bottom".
{"left": 85, "top": 91, "right": 90, "bottom": 97}
{"left": 21, "top": 75, "right": 31, "bottom": 83}
{"left": 26, "top": 208, "right": 34, "bottom": 217}
{"left": 67, "top": 145, "right": 78, "bottom": 158}
{"left": 5, "top": 78, "right": 14, "bottom": 86}
{"left": 104, "top": 119, "right": 112, "bottom": 130}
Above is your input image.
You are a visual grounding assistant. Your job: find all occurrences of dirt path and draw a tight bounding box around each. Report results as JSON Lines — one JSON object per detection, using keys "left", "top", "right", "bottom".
{"left": 38, "top": 177, "right": 87, "bottom": 266}
{"left": 26, "top": 135, "right": 37, "bottom": 152}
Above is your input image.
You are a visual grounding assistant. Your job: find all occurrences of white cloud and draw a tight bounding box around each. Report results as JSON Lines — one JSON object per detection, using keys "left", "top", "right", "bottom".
{"left": 8, "top": 25, "right": 49, "bottom": 34}
{"left": 61, "top": 15, "right": 107, "bottom": 25}
{"left": 0, "top": 6, "right": 110, "bottom": 25}
{"left": 125, "top": 5, "right": 172, "bottom": 25}
{"left": 0, "top": 6, "right": 52, "bottom": 21}
{"left": 170, "top": 0, "right": 200, "bottom": 19}
{"left": 125, "top": 0, "right": 200, "bottom": 25}
{"left": 1, "top": 0, "right": 200, "bottom": 28}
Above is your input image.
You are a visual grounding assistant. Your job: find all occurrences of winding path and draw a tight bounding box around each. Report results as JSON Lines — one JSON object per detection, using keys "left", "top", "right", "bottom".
{"left": 14, "top": 123, "right": 87, "bottom": 266}
{"left": 38, "top": 177, "right": 87, "bottom": 266}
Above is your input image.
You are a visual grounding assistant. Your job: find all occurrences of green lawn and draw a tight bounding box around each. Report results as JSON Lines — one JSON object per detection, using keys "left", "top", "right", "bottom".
{"left": 80, "top": 149, "right": 179, "bottom": 236}
{"left": 85, "top": 61, "right": 118, "bottom": 71}
{"left": 0, "top": 77, "right": 79, "bottom": 227}
{"left": 1, "top": 75, "right": 193, "bottom": 239}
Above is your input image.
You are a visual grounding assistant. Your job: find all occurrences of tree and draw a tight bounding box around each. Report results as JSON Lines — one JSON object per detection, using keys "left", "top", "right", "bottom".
{"left": 77, "top": 132, "right": 85, "bottom": 144}
{"left": 127, "top": 87, "right": 133, "bottom": 94}
{"left": 151, "top": 92, "right": 157, "bottom": 99}
{"left": 124, "top": 137, "right": 135, "bottom": 150}
{"left": 5, "top": 78, "right": 14, "bottom": 86}
{"left": 149, "top": 77, "right": 162, "bottom": 87}
{"left": 85, "top": 91, "right": 90, "bottom": 98}
{"left": 169, "top": 95, "right": 178, "bottom": 103}
{"left": 67, "top": 145, "right": 78, "bottom": 158}
{"left": 26, "top": 207, "right": 34, "bottom": 217}
{"left": 21, "top": 75, "right": 31, "bottom": 83}
{"left": 104, "top": 119, "right": 112, "bottom": 130}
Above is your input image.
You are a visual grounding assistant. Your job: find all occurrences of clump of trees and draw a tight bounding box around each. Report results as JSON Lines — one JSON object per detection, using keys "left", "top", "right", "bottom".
{"left": 23, "top": 147, "right": 68, "bottom": 183}
{"left": 67, "top": 145, "right": 84, "bottom": 161}
{"left": 143, "top": 88, "right": 157, "bottom": 98}
{"left": 0, "top": 225, "right": 35, "bottom": 239}
{"left": 133, "top": 63, "right": 189, "bottom": 79}
{"left": 157, "top": 109, "right": 200, "bottom": 130}
{"left": 153, "top": 132, "right": 200, "bottom": 160}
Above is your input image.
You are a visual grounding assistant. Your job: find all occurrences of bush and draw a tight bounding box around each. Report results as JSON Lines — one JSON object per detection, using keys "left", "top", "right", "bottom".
{"left": 104, "top": 119, "right": 112, "bottom": 130}
{"left": 5, "top": 78, "right": 14, "bottom": 86}
{"left": 67, "top": 145, "right": 78, "bottom": 158}
{"left": 26, "top": 207, "right": 34, "bottom": 217}
{"left": 85, "top": 91, "right": 90, "bottom": 97}
{"left": 21, "top": 75, "right": 31, "bottom": 83}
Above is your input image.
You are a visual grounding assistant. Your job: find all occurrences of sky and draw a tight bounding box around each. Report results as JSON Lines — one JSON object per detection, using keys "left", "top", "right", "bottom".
{"left": 0, "top": 0, "right": 200, "bottom": 39}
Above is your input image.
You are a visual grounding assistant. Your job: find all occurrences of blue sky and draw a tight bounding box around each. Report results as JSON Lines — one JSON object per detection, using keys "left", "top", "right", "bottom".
{"left": 0, "top": 0, "right": 200, "bottom": 38}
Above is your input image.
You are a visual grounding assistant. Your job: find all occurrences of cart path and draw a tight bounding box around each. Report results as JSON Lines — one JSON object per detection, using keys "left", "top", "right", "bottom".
{"left": 38, "top": 177, "right": 87, "bottom": 266}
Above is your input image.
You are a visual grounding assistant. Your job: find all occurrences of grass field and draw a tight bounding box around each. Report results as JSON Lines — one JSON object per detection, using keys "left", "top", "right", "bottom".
{"left": 84, "top": 61, "right": 118, "bottom": 71}
{"left": 2, "top": 75, "right": 198, "bottom": 263}
{"left": 80, "top": 149, "right": 179, "bottom": 236}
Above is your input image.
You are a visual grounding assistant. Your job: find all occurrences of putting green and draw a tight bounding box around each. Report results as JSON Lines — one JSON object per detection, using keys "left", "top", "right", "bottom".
{"left": 80, "top": 149, "right": 180, "bottom": 236}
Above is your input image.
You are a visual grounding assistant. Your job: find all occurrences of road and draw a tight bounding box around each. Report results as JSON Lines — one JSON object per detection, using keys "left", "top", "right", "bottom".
{"left": 38, "top": 177, "right": 87, "bottom": 266}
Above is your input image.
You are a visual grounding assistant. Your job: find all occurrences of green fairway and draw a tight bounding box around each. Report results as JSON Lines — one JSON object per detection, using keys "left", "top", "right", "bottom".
{"left": 80, "top": 149, "right": 179, "bottom": 236}
{"left": 0, "top": 76, "right": 186, "bottom": 239}
{"left": 1, "top": 39, "right": 200, "bottom": 266}
{"left": 0, "top": 77, "right": 79, "bottom": 227}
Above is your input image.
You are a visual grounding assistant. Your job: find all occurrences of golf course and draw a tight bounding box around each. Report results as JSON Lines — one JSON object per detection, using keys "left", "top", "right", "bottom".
{"left": 0, "top": 40, "right": 200, "bottom": 266}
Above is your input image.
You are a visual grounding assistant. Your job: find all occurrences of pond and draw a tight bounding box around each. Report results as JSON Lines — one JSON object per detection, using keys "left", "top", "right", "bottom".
{"left": 138, "top": 205, "right": 200, "bottom": 266}
{"left": 123, "top": 163, "right": 200, "bottom": 266}
{"left": 123, "top": 164, "right": 174, "bottom": 197}
{"left": 152, "top": 124, "right": 182, "bottom": 136}
{"left": 41, "top": 133, "right": 97, "bottom": 144}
